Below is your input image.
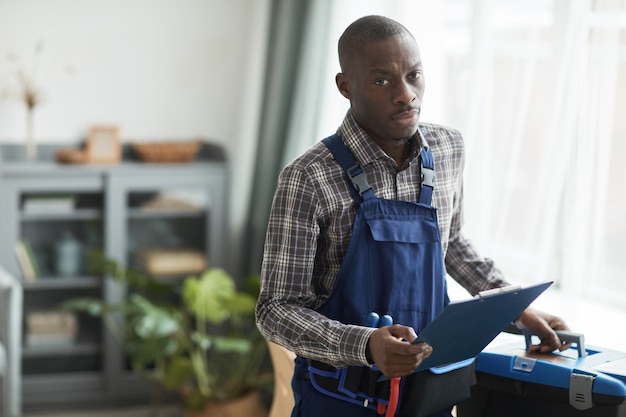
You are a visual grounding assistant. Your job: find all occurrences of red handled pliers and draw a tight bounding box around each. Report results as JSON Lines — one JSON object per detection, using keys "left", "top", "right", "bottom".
{"left": 366, "top": 312, "right": 401, "bottom": 417}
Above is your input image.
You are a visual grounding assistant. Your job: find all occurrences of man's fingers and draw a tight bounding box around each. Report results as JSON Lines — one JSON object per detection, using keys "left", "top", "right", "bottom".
{"left": 388, "top": 323, "right": 418, "bottom": 342}
{"left": 368, "top": 325, "right": 434, "bottom": 377}
{"left": 386, "top": 345, "right": 432, "bottom": 377}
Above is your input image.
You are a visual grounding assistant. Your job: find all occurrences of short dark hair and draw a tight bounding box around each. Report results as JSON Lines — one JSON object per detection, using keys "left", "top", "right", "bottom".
{"left": 338, "top": 15, "right": 413, "bottom": 72}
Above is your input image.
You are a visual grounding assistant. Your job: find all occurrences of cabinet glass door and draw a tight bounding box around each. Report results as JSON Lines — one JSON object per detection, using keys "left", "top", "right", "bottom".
{"left": 106, "top": 172, "right": 221, "bottom": 380}
{"left": 126, "top": 187, "right": 209, "bottom": 279}
{"left": 18, "top": 188, "right": 104, "bottom": 376}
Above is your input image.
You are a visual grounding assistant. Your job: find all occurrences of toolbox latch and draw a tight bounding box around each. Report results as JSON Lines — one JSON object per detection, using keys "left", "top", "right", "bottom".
{"left": 569, "top": 372, "right": 595, "bottom": 410}
{"left": 513, "top": 356, "right": 536, "bottom": 372}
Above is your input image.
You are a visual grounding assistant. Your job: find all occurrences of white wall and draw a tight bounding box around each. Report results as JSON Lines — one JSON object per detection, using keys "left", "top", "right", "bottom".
{"left": 0, "top": 0, "right": 270, "bottom": 273}
{"left": 0, "top": 0, "right": 267, "bottom": 143}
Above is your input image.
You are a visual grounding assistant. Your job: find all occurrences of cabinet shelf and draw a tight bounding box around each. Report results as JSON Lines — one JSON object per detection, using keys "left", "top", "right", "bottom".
{"left": 22, "top": 342, "right": 101, "bottom": 358}
{"left": 22, "top": 371, "right": 103, "bottom": 389}
{"left": 128, "top": 208, "right": 205, "bottom": 219}
{"left": 23, "top": 277, "right": 102, "bottom": 290}
{"left": 20, "top": 209, "right": 102, "bottom": 222}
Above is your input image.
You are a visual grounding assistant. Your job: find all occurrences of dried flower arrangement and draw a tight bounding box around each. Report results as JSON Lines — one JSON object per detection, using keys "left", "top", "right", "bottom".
{"left": 1, "top": 40, "right": 74, "bottom": 160}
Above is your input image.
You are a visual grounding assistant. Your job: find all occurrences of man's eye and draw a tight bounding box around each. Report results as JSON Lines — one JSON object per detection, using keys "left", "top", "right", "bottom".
{"left": 409, "top": 71, "right": 422, "bottom": 79}
{"left": 375, "top": 79, "right": 390, "bottom": 86}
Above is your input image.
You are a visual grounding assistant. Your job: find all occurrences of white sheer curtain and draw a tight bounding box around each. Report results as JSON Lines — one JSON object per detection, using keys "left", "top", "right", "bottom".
{"left": 444, "top": 0, "right": 626, "bottom": 307}
{"left": 300, "top": 0, "right": 626, "bottom": 344}
{"left": 453, "top": 0, "right": 626, "bottom": 347}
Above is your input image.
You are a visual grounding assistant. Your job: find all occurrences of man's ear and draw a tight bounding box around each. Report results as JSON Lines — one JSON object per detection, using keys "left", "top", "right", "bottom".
{"left": 336, "top": 73, "right": 351, "bottom": 99}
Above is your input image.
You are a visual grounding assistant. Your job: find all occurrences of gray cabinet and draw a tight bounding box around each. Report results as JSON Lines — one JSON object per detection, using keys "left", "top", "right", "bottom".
{"left": 0, "top": 143, "right": 228, "bottom": 411}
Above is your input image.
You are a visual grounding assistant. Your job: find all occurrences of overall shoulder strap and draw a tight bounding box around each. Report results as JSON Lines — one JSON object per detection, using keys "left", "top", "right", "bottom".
{"left": 322, "top": 134, "right": 375, "bottom": 201}
{"left": 419, "top": 147, "right": 435, "bottom": 205}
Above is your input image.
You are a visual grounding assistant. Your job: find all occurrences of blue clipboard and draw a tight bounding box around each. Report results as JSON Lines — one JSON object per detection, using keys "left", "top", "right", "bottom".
{"left": 411, "top": 281, "right": 553, "bottom": 371}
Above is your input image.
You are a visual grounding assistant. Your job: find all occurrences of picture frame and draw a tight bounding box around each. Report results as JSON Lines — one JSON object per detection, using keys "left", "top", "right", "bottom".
{"left": 86, "top": 125, "right": 121, "bottom": 164}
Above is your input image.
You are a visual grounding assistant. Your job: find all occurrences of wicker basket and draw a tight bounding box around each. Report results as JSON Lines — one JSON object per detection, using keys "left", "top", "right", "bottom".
{"left": 55, "top": 148, "right": 87, "bottom": 164}
{"left": 135, "top": 249, "right": 207, "bottom": 276}
{"left": 132, "top": 140, "right": 202, "bottom": 163}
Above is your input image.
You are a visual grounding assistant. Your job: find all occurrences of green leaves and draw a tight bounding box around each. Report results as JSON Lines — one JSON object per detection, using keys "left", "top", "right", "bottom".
{"left": 182, "top": 269, "right": 256, "bottom": 324}
{"left": 161, "top": 356, "right": 195, "bottom": 389}
{"left": 130, "top": 294, "right": 180, "bottom": 339}
{"left": 61, "top": 297, "right": 105, "bottom": 316}
{"left": 191, "top": 332, "right": 252, "bottom": 354}
{"left": 62, "top": 252, "right": 271, "bottom": 408}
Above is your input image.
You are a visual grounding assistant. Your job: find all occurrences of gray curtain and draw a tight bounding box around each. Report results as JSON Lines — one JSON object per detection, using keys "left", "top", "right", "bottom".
{"left": 243, "top": 0, "right": 333, "bottom": 277}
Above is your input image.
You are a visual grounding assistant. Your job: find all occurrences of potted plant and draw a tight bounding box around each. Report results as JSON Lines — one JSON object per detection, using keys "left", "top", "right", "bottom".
{"left": 63, "top": 252, "right": 272, "bottom": 417}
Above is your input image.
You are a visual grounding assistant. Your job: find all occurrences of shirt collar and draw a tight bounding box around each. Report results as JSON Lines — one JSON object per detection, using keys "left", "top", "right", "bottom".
{"left": 336, "top": 110, "right": 428, "bottom": 167}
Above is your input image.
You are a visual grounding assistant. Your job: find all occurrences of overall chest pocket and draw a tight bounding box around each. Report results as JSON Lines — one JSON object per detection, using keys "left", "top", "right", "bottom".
{"left": 368, "top": 219, "right": 440, "bottom": 244}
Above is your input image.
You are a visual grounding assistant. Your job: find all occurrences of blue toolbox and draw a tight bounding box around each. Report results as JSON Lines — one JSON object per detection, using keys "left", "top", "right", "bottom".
{"left": 456, "top": 330, "right": 626, "bottom": 417}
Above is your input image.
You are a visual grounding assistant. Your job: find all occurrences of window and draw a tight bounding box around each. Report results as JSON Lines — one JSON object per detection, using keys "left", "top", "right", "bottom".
{"left": 311, "top": 0, "right": 626, "bottom": 347}
{"left": 439, "top": 0, "right": 626, "bottom": 307}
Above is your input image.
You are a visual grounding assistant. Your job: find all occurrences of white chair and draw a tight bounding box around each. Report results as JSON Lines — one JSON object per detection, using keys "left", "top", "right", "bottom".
{"left": 267, "top": 341, "right": 296, "bottom": 417}
{"left": 0, "top": 266, "right": 22, "bottom": 417}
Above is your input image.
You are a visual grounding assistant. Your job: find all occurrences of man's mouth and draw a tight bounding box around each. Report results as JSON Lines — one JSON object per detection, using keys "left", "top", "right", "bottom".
{"left": 391, "top": 109, "right": 420, "bottom": 125}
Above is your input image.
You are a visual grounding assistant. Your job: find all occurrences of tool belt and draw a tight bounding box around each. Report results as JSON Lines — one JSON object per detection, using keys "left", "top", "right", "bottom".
{"left": 308, "top": 359, "right": 476, "bottom": 417}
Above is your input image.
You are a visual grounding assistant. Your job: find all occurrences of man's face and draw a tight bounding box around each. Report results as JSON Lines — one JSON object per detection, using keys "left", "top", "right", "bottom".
{"left": 336, "top": 34, "right": 425, "bottom": 145}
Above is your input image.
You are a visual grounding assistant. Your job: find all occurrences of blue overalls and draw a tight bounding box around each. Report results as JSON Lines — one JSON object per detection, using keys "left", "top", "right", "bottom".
{"left": 291, "top": 134, "right": 452, "bottom": 417}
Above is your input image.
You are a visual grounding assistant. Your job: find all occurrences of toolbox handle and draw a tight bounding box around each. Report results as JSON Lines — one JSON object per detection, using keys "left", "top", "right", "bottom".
{"left": 524, "top": 330, "right": 587, "bottom": 357}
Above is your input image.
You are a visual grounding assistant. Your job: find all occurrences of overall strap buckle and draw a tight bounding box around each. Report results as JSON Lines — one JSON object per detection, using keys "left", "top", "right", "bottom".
{"left": 347, "top": 164, "right": 372, "bottom": 195}
{"left": 418, "top": 147, "right": 436, "bottom": 205}
{"left": 322, "top": 134, "right": 374, "bottom": 201}
{"left": 421, "top": 167, "right": 435, "bottom": 188}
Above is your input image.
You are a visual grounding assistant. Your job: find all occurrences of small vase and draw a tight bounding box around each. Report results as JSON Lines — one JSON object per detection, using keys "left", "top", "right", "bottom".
{"left": 26, "top": 106, "right": 37, "bottom": 161}
{"left": 55, "top": 231, "right": 82, "bottom": 276}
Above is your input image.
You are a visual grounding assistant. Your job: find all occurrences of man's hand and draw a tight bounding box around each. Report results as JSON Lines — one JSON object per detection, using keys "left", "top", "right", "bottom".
{"left": 515, "top": 308, "right": 570, "bottom": 353}
{"left": 366, "top": 324, "right": 432, "bottom": 378}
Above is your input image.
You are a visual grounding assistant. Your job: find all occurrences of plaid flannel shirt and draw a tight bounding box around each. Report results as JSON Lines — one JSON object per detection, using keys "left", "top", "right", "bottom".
{"left": 256, "top": 111, "right": 508, "bottom": 368}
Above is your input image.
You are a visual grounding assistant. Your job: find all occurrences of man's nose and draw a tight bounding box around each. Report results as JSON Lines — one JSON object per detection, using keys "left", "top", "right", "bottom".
{"left": 393, "top": 81, "right": 416, "bottom": 105}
